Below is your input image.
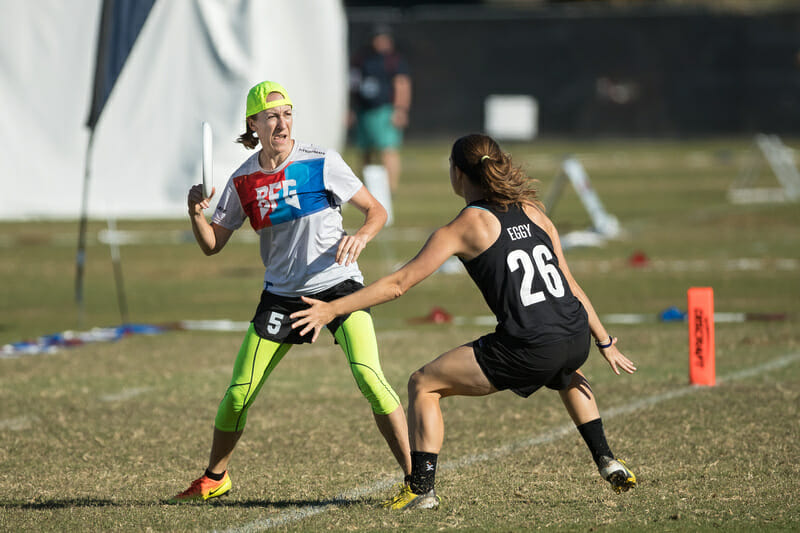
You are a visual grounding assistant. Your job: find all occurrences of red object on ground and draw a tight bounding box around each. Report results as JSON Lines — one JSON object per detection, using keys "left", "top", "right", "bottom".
{"left": 628, "top": 251, "right": 650, "bottom": 267}
{"left": 408, "top": 306, "right": 453, "bottom": 324}
{"left": 428, "top": 307, "right": 452, "bottom": 323}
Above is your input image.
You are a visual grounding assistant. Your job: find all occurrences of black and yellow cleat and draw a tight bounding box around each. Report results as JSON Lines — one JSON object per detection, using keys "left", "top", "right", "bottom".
{"left": 382, "top": 484, "right": 440, "bottom": 510}
{"left": 599, "top": 456, "right": 636, "bottom": 493}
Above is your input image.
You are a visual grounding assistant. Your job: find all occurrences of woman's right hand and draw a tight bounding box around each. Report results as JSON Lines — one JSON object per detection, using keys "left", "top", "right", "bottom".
{"left": 188, "top": 184, "right": 215, "bottom": 216}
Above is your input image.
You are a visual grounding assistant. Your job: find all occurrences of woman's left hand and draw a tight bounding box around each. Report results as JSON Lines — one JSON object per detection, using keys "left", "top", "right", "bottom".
{"left": 290, "top": 296, "right": 334, "bottom": 343}
{"left": 599, "top": 337, "right": 637, "bottom": 375}
{"left": 336, "top": 234, "right": 368, "bottom": 266}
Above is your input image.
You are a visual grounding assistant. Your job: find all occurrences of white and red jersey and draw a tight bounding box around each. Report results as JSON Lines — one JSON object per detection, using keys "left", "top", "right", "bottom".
{"left": 212, "top": 141, "right": 364, "bottom": 296}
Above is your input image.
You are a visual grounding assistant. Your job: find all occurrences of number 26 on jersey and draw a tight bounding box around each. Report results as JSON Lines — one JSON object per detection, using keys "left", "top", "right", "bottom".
{"left": 507, "top": 244, "right": 565, "bottom": 306}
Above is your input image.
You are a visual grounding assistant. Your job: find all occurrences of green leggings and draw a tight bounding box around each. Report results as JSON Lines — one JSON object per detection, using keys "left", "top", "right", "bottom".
{"left": 214, "top": 310, "right": 400, "bottom": 432}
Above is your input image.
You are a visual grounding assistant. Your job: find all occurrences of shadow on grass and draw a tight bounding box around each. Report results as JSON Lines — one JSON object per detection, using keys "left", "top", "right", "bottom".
{"left": 2, "top": 499, "right": 122, "bottom": 509}
{"left": 213, "top": 496, "right": 365, "bottom": 509}
{"left": 1, "top": 496, "right": 371, "bottom": 510}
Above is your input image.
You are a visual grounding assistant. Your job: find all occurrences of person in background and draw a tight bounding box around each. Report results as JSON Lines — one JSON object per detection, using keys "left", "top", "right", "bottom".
{"left": 291, "top": 133, "right": 637, "bottom": 510}
{"left": 350, "top": 24, "right": 412, "bottom": 193}
{"left": 168, "top": 80, "right": 411, "bottom": 503}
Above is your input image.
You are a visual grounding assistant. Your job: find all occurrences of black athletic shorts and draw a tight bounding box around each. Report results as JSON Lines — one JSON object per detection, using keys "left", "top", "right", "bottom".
{"left": 472, "top": 329, "right": 591, "bottom": 398}
{"left": 251, "top": 279, "right": 368, "bottom": 344}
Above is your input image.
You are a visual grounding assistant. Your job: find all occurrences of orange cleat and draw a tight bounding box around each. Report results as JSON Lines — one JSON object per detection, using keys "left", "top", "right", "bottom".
{"left": 167, "top": 472, "right": 232, "bottom": 503}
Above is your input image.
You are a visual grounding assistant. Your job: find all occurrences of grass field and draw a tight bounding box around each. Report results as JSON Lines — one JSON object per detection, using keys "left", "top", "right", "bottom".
{"left": 1, "top": 137, "right": 799, "bottom": 531}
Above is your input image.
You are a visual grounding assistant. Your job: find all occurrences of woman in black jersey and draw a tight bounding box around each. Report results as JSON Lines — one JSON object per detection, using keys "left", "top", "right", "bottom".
{"left": 291, "top": 133, "right": 637, "bottom": 510}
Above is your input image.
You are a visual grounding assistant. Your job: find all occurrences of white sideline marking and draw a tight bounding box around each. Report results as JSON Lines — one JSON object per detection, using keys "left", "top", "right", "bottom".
{"left": 566, "top": 257, "right": 799, "bottom": 275}
{"left": 99, "top": 387, "right": 151, "bottom": 402}
{"left": 180, "top": 320, "right": 250, "bottom": 332}
{"left": 217, "top": 352, "right": 800, "bottom": 533}
{"left": 0, "top": 416, "right": 37, "bottom": 431}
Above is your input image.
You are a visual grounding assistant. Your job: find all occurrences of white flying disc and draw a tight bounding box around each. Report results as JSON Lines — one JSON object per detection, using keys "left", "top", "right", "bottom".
{"left": 202, "top": 121, "right": 213, "bottom": 198}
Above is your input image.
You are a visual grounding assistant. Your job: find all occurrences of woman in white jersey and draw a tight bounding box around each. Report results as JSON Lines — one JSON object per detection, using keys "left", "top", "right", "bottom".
{"left": 291, "top": 133, "right": 637, "bottom": 510}
{"left": 168, "top": 81, "right": 411, "bottom": 503}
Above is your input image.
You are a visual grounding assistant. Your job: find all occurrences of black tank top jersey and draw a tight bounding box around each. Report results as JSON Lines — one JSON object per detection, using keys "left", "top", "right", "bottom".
{"left": 459, "top": 200, "right": 588, "bottom": 346}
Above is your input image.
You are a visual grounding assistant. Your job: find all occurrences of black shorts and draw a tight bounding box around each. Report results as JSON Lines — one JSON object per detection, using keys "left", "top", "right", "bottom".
{"left": 251, "top": 279, "right": 368, "bottom": 344}
{"left": 472, "top": 330, "right": 591, "bottom": 398}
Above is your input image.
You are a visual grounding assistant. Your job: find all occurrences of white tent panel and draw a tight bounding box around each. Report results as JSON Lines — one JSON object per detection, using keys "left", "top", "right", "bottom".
{"left": 0, "top": 0, "right": 347, "bottom": 220}
{"left": 0, "top": 0, "right": 100, "bottom": 220}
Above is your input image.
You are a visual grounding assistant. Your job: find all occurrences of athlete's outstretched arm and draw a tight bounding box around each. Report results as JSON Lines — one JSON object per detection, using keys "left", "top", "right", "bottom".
{"left": 291, "top": 213, "right": 476, "bottom": 342}
{"left": 545, "top": 215, "right": 637, "bottom": 376}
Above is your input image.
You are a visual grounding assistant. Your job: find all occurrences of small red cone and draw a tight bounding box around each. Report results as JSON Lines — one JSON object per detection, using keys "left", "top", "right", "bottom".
{"left": 408, "top": 306, "right": 453, "bottom": 324}
{"left": 428, "top": 306, "right": 452, "bottom": 324}
{"left": 628, "top": 251, "right": 650, "bottom": 268}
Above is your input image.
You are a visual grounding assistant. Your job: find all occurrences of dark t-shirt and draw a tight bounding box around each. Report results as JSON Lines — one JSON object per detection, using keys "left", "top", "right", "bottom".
{"left": 460, "top": 200, "right": 588, "bottom": 346}
{"left": 350, "top": 49, "right": 409, "bottom": 110}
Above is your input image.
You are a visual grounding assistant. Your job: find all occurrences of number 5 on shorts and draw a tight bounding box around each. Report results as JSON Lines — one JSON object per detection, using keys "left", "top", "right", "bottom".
{"left": 266, "top": 311, "right": 285, "bottom": 334}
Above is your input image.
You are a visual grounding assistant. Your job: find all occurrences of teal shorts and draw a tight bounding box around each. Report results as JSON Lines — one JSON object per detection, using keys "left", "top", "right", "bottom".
{"left": 355, "top": 104, "right": 402, "bottom": 150}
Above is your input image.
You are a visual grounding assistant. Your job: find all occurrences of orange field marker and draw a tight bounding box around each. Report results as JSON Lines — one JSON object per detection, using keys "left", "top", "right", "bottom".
{"left": 688, "top": 287, "right": 716, "bottom": 386}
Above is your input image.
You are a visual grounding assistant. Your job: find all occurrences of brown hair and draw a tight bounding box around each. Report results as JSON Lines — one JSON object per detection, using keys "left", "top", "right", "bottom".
{"left": 450, "top": 133, "right": 543, "bottom": 211}
{"left": 236, "top": 117, "right": 259, "bottom": 150}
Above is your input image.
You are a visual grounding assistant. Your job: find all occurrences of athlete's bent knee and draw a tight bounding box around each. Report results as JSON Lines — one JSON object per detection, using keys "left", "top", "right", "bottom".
{"left": 351, "top": 364, "right": 400, "bottom": 415}
{"left": 407, "top": 368, "right": 426, "bottom": 399}
{"left": 214, "top": 385, "right": 251, "bottom": 432}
